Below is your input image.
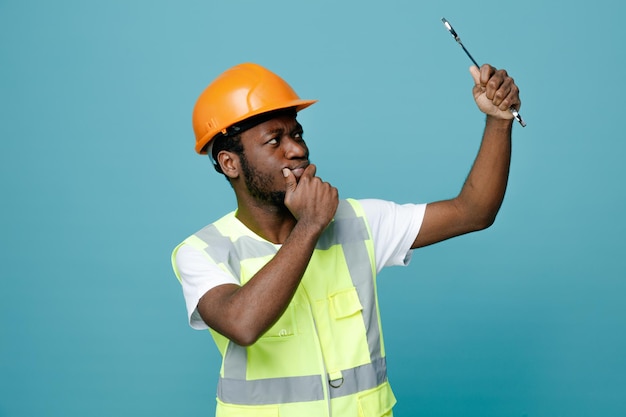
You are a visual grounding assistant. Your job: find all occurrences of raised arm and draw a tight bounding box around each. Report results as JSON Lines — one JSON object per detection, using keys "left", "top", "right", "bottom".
{"left": 412, "top": 64, "right": 520, "bottom": 248}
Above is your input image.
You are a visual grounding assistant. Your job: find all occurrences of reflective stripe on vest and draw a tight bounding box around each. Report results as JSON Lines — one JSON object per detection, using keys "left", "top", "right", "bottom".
{"left": 218, "top": 357, "right": 388, "bottom": 405}
{"left": 190, "top": 199, "right": 387, "bottom": 405}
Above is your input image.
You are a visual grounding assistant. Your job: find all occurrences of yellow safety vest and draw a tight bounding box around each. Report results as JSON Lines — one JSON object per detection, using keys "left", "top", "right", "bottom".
{"left": 172, "top": 199, "right": 396, "bottom": 417}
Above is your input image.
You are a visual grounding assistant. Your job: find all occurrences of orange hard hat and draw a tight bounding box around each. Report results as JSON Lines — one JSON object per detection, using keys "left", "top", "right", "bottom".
{"left": 192, "top": 63, "right": 317, "bottom": 154}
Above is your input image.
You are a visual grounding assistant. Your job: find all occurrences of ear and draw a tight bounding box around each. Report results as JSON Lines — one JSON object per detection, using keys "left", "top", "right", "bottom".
{"left": 216, "top": 151, "right": 240, "bottom": 179}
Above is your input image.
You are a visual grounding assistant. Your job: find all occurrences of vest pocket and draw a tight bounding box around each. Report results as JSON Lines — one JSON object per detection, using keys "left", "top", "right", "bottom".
{"left": 258, "top": 303, "right": 297, "bottom": 340}
{"left": 357, "top": 382, "right": 397, "bottom": 417}
{"left": 314, "top": 287, "right": 371, "bottom": 371}
{"left": 330, "top": 287, "right": 363, "bottom": 319}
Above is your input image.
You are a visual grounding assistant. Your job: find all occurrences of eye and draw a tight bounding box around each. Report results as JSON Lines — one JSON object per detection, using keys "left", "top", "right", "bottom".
{"left": 266, "top": 137, "right": 279, "bottom": 145}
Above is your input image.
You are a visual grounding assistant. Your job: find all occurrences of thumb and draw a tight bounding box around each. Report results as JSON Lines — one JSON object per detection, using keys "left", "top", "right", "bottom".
{"left": 469, "top": 65, "right": 481, "bottom": 85}
{"left": 283, "top": 168, "right": 297, "bottom": 194}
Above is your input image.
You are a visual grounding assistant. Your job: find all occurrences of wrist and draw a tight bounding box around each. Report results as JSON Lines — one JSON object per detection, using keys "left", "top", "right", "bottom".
{"left": 485, "top": 115, "right": 514, "bottom": 129}
{"left": 290, "top": 219, "right": 326, "bottom": 242}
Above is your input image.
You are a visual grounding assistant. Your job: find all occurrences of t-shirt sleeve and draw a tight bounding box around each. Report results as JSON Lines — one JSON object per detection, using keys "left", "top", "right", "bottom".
{"left": 174, "top": 243, "right": 239, "bottom": 330}
{"left": 358, "top": 199, "right": 426, "bottom": 273}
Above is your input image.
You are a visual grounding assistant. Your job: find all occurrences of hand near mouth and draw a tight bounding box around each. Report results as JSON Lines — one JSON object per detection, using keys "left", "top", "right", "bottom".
{"left": 287, "top": 165, "right": 307, "bottom": 183}
{"left": 282, "top": 164, "right": 338, "bottom": 231}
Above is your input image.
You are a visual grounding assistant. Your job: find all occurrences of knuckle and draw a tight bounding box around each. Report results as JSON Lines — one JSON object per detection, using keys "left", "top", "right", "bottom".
{"left": 487, "top": 78, "right": 499, "bottom": 90}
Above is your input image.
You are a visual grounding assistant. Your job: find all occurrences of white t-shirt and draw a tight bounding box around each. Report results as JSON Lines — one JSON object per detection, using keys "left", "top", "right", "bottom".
{"left": 175, "top": 199, "right": 426, "bottom": 330}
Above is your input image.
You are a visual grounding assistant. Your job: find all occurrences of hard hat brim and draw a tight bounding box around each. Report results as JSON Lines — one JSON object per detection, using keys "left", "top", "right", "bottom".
{"left": 195, "top": 99, "right": 317, "bottom": 154}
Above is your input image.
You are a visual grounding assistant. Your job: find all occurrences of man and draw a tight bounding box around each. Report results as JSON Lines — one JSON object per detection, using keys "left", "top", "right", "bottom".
{"left": 172, "top": 62, "right": 520, "bottom": 416}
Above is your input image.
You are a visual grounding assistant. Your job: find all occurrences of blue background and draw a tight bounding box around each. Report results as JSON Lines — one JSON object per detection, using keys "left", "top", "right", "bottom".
{"left": 1, "top": 1, "right": 625, "bottom": 416}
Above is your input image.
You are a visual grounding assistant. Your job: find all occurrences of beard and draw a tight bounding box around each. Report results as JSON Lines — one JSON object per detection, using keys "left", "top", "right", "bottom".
{"left": 239, "top": 153, "right": 286, "bottom": 207}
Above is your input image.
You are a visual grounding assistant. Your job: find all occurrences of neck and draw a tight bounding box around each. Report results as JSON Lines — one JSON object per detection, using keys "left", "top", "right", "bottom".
{"left": 235, "top": 195, "right": 297, "bottom": 244}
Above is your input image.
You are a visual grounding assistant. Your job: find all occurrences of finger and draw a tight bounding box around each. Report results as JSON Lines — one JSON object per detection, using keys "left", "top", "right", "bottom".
{"left": 492, "top": 76, "right": 519, "bottom": 110}
{"left": 469, "top": 65, "right": 481, "bottom": 86}
{"left": 496, "top": 87, "right": 513, "bottom": 111}
{"left": 480, "top": 64, "right": 496, "bottom": 86}
{"left": 500, "top": 88, "right": 521, "bottom": 111}
{"left": 302, "top": 163, "right": 317, "bottom": 179}
{"left": 283, "top": 168, "right": 297, "bottom": 194}
{"left": 470, "top": 66, "right": 486, "bottom": 101}
{"left": 492, "top": 83, "right": 511, "bottom": 107}
{"left": 488, "top": 69, "right": 513, "bottom": 101}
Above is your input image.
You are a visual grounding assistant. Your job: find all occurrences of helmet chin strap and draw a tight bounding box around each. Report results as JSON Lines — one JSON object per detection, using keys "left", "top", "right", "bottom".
{"left": 206, "top": 142, "right": 216, "bottom": 165}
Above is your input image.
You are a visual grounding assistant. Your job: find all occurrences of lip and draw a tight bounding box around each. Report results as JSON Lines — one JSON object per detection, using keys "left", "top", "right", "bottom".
{"left": 286, "top": 163, "right": 309, "bottom": 181}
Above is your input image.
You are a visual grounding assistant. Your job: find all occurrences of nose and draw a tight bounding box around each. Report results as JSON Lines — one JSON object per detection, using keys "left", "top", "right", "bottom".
{"left": 283, "top": 136, "right": 308, "bottom": 159}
